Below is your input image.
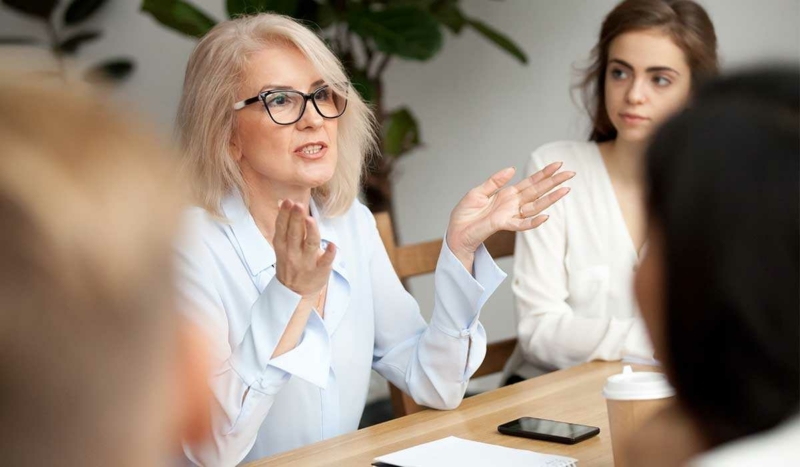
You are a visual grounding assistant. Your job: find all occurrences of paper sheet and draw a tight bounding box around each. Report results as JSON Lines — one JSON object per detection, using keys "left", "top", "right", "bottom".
{"left": 372, "top": 436, "right": 577, "bottom": 467}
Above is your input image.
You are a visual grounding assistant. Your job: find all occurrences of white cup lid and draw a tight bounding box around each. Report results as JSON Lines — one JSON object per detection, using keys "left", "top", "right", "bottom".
{"left": 603, "top": 365, "right": 676, "bottom": 400}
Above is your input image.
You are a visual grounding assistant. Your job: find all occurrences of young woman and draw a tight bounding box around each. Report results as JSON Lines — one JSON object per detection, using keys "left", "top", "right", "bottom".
{"left": 508, "top": 0, "right": 719, "bottom": 380}
{"left": 174, "top": 14, "right": 572, "bottom": 465}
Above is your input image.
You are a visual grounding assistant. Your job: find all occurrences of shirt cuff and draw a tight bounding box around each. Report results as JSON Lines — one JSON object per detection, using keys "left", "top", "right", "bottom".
{"left": 430, "top": 237, "right": 508, "bottom": 336}
{"left": 229, "top": 278, "right": 303, "bottom": 388}
{"left": 266, "top": 310, "right": 331, "bottom": 389}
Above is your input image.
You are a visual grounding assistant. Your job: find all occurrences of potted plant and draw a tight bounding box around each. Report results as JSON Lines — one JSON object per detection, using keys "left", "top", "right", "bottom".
{"left": 1, "top": 0, "right": 134, "bottom": 83}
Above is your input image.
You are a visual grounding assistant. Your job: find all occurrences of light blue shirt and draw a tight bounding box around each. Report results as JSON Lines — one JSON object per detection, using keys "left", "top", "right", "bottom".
{"left": 177, "top": 193, "right": 506, "bottom": 466}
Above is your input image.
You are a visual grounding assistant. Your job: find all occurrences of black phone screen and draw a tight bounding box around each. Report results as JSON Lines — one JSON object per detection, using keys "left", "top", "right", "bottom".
{"left": 498, "top": 417, "right": 600, "bottom": 444}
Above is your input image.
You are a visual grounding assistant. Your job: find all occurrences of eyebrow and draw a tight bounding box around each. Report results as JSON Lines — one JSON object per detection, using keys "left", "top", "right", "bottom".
{"left": 609, "top": 58, "right": 680, "bottom": 75}
{"left": 259, "top": 79, "right": 326, "bottom": 93}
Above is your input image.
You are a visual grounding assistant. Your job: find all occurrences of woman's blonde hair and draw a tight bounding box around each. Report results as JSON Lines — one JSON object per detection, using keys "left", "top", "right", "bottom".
{"left": 176, "top": 14, "right": 377, "bottom": 217}
{"left": 0, "top": 78, "right": 185, "bottom": 466}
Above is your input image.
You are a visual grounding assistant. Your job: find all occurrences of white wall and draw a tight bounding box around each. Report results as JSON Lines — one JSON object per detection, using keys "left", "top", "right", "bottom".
{"left": 384, "top": 0, "right": 799, "bottom": 343}
{"left": 2, "top": 0, "right": 797, "bottom": 385}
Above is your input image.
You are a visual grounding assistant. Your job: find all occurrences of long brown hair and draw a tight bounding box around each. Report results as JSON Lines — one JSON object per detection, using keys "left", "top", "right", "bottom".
{"left": 578, "top": 0, "right": 719, "bottom": 142}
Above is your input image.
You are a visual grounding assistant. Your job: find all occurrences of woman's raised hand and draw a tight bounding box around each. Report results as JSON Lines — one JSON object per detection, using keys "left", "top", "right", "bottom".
{"left": 274, "top": 200, "right": 336, "bottom": 298}
{"left": 446, "top": 162, "right": 575, "bottom": 263}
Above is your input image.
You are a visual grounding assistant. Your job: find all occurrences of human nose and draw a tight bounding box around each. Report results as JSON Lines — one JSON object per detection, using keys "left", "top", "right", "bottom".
{"left": 626, "top": 78, "right": 647, "bottom": 105}
{"left": 296, "top": 96, "right": 324, "bottom": 129}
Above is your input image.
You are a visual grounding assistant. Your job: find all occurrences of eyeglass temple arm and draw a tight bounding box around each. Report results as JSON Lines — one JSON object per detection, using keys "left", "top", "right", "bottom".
{"left": 233, "top": 95, "right": 262, "bottom": 111}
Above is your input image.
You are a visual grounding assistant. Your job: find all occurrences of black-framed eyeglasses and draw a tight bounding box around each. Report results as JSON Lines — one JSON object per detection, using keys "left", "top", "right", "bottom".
{"left": 233, "top": 84, "right": 348, "bottom": 125}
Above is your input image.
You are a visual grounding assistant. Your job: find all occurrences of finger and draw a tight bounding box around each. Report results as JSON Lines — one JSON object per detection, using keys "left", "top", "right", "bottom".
{"left": 317, "top": 241, "right": 336, "bottom": 268}
{"left": 519, "top": 170, "right": 575, "bottom": 203}
{"left": 273, "top": 199, "right": 293, "bottom": 251}
{"left": 509, "top": 214, "right": 550, "bottom": 231}
{"left": 519, "top": 186, "right": 570, "bottom": 218}
{"left": 529, "top": 215, "right": 550, "bottom": 229}
{"left": 513, "top": 161, "right": 563, "bottom": 193}
{"left": 475, "top": 166, "right": 516, "bottom": 197}
{"left": 286, "top": 203, "right": 306, "bottom": 253}
{"left": 304, "top": 217, "right": 321, "bottom": 252}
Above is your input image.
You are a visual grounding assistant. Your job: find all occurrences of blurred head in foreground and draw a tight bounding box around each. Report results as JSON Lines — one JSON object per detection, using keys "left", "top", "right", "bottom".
{"left": 0, "top": 78, "right": 208, "bottom": 466}
{"left": 635, "top": 66, "right": 799, "bottom": 456}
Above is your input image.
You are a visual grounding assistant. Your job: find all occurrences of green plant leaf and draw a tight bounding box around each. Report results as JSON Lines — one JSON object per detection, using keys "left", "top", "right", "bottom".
{"left": 348, "top": 6, "right": 442, "bottom": 61}
{"left": 383, "top": 107, "right": 420, "bottom": 157}
{"left": 348, "top": 67, "right": 375, "bottom": 104}
{"left": 2, "top": 0, "right": 58, "bottom": 19}
{"left": 226, "top": 0, "right": 297, "bottom": 17}
{"left": 141, "top": 0, "right": 217, "bottom": 38}
{"left": 85, "top": 58, "right": 135, "bottom": 83}
{"left": 64, "top": 0, "right": 108, "bottom": 25}
{"left": 58, "top": 30, "right": 101, "bottom": 54}
{"left": 0, "top": 37, "right": 40, "bottom": 45}
{"left": 431, "top": 1, "right": 464, "bottom": 33}
{"left": 465, "top": 18, "right": 527, "bottom": 64}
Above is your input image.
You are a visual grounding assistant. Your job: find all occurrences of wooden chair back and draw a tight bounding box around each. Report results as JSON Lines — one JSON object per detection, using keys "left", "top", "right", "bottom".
{"left": 374, "top": 212, "right": 518, "bottom": 417}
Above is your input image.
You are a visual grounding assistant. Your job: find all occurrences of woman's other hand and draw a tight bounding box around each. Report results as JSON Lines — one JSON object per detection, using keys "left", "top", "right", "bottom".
{"left": 446, "top": 162, "right": 574, "bottom": 269}
{"left": 274, "top": 200, "right": 336, "bottom": 298}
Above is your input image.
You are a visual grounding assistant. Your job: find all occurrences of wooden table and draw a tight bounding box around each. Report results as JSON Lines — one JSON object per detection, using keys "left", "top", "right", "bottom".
{"left": 248, "top": 361, "right": 653, "bottom": 466}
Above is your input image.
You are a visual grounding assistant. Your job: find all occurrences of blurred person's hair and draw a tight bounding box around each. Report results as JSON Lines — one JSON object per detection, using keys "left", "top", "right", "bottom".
{"left": 645, "top": 67, "right": 800, "bottom": 447}
{"left": 176, "top": 13, "right": 378, "bottom": 218}
{"left": 0, "top": 78, "right": 186, "bottom": 466}
{"left": 577, "top": 0, "right": 719, "bottom": 142}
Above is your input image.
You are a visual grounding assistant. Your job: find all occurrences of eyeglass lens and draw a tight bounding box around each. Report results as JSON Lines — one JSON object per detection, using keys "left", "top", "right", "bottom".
{"left": 262, "top": 86, "right": 346, "bottom": 124}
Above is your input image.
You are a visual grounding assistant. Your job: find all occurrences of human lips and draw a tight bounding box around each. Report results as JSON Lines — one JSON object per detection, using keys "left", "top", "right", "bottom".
{"left": 619, "top": 112, "right": 650, "bottom": 124}
{"left": 294, "top": 142, "right": 328, "bottom": 159}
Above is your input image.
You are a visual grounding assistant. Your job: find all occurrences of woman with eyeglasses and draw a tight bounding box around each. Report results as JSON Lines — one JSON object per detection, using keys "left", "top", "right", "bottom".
{"left": 174, "top": 14, "right": 571, "bottom": 465}
{"left": 505, "top": 0, "right": 719, "bottom": 383}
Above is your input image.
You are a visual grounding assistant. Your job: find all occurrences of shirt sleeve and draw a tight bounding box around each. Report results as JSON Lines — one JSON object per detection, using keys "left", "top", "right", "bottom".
{"left": 512, "top": 149, "right": 653, "bottom": 372}
{"left": 176, "top": 222, "right": 330, "bottom": 466}
{"left": 367, "top": 208, "right": 507, "bottom": 410}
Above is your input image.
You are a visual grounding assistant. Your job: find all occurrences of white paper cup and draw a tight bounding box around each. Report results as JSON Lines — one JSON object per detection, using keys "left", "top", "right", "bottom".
{"left": 603, "top": 366, "right": 675, "bottom": 467}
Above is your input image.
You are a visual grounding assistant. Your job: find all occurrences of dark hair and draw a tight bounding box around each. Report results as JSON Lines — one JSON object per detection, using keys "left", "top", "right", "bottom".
{"left": 579, "top": 0, "right": 719, "bottom": 142}
{"left": 645, "top": 67, "right": 800, "bottom": 447}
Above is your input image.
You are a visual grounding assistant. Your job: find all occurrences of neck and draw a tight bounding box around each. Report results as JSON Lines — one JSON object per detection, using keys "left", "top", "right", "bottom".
{"left": 245, "top": 177, "right": 312, "bottom": 244}
{"left": 602, "top": 137, "right": 647, "bottom": 185}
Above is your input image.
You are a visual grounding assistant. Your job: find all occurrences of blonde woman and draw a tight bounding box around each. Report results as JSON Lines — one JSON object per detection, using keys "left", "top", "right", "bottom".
{"left": 0, "top": 80, "right": 208, "bottom": 466}
{"left": 175, "top": 13, "right": 573, "bottom": 465}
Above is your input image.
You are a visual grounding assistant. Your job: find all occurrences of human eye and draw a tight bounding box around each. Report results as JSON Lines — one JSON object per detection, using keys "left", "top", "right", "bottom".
{"left": 314, "top": 86, "right": 331, "bottom": 101}
{"left": 266, "top": 92, "right": 294, "bottom": 108}
{"left": 652, "top": 75, "right": 672, "bottom": 87}
{"left": 609, "top": 67, "right": 628, "bottom": 80}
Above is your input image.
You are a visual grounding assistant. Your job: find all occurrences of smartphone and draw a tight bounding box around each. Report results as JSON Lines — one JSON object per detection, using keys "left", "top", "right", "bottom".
{"left": 497, "top": 416, "right": 600, "bottom": 445}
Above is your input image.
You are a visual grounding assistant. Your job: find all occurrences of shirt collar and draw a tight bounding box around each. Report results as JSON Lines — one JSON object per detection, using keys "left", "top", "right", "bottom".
{"left": 221, "top": 192, "right": 340, "bottom": 277}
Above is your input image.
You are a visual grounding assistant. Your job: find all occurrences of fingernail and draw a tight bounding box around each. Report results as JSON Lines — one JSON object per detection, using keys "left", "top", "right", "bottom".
{"left": 556, "top": 161, "right": 564, "bottom": 169}
{"left": 567, "top": 171, "right": 576, "bottom": 178}
{"left": 278, "top": 199, "right": 285, "bottom": 208}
